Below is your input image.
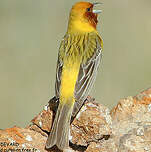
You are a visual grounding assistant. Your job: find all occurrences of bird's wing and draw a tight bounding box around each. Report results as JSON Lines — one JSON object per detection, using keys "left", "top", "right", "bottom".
{"left": 55, "top": 58, "right": 63, "bottom": 98}
{"left": 55, "top": 36, "right": 66, "bottom": 98}
{"left": 72, "top": 36, "right": 102, "bottom": 117}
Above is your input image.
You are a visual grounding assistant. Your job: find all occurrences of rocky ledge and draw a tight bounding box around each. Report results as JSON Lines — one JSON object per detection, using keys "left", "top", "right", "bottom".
{"left": 0, "top": 88, "right": 151, "bottom": 152}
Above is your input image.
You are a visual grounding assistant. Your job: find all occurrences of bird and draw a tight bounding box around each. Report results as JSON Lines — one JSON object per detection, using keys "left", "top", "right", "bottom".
{"left": 46, "top": 1, "right": 103, "bottom": 151}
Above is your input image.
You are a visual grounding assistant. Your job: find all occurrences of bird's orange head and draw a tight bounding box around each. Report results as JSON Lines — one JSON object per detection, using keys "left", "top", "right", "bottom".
{"left": 67, "top": 2, "right": 102, "bottom": 33}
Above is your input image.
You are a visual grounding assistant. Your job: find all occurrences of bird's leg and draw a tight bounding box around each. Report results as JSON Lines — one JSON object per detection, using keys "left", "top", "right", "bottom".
{"left": 48, "top": 96, "right": 59, "bottom": 112}
{"left": 71, "top": 99, "right": 86, "bottom": 123}
{"left": 86, "top": 96, "right": 95, "bottom": 104}
{"left": 71, "top": 96, "right": 95, "bottom": 123}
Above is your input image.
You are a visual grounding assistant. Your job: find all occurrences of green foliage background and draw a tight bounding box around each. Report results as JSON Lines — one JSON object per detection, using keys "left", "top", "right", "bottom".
{"left": 0, "top": 0, "right": 151, "bottom": 129}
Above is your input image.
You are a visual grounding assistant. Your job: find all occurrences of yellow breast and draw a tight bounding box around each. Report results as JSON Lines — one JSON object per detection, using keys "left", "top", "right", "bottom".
{"left": 60, "top": 58, "right": 80, "bottom": 104}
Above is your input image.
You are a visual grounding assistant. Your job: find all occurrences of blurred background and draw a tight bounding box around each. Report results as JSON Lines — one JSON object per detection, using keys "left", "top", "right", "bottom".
{"left": 0, "top": 0, "right": 151, "bottom": 129}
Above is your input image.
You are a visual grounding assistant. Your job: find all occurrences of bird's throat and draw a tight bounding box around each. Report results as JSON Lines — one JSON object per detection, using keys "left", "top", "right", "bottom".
{"left": 67, "top": 19, "right": 96, "bottom": 34}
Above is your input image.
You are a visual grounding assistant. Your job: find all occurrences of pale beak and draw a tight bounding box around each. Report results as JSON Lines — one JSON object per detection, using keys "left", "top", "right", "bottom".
{"left": 93, "top": 2, "right": 102, "bottom": 14}
{"left": 93, "top": 10, "right": 102, "bottom": 14}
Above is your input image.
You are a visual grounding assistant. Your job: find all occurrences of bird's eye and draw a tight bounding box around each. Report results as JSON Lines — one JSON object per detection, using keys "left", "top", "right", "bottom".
{"left": 87, "top": 8, "right": 91, "bottom": 12}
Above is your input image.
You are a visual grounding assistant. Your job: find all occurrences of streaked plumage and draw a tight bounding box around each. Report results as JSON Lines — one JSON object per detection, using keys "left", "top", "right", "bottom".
{"left": 56, "top": 32, "right": 102, "bottom": 116}
{"left": 46, "top": 1, "right": 103, "bottom": 150}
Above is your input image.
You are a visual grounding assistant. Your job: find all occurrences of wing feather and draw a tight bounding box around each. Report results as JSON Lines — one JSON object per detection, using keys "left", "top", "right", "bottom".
{"left": 74, "top": 42, "right": 102, "bottom": 101}
{"left": 55, "top": 58, "right": 63, "bottom": 98}
{"left": 72, "top": 37, "right": 102, "bottom": 116}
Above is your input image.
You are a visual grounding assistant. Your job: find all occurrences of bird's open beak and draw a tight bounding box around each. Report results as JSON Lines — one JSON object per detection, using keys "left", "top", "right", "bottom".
{"left": 92, "top": 2, "right": 102, "bottom": 14}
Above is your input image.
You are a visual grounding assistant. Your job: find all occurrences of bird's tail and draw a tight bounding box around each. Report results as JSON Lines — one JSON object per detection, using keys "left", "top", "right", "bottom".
{"left": 46, "top": 101, "right": 74, "bottom": 150}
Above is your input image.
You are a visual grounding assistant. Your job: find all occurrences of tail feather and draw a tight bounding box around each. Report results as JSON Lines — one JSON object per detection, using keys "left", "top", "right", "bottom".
{"left": 46, "top": 103, "right": 74, "bottom": 150}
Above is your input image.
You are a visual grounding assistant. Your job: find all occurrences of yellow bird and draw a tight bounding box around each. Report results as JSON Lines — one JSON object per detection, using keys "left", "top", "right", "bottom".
{"left": 46, "top": 1, "right": 103, "bottom": 150}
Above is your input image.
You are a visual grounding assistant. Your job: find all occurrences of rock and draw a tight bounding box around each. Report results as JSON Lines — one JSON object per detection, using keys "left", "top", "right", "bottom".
{"left": 86, "top": 142, "right": 101, "bottom": 152}
{"left": 86, "top": 139, "right": 118, "bottom": 152}
{"left": 30, "top": 96, "right": 112, "bottom": 149}
{"left": 1, "top": 88, "right": 151, "bottom": 152}
{"left": 110, "top": 88, "right": 151, "bottom": 152}
{"left": 30, "top": 104, "right": 53, "bottom": 132}
{"left": 70, "top": 100, "right": 112, "bottom": 146}
{"left": 0, "top": 126, "right": 47, "bottom": 152}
